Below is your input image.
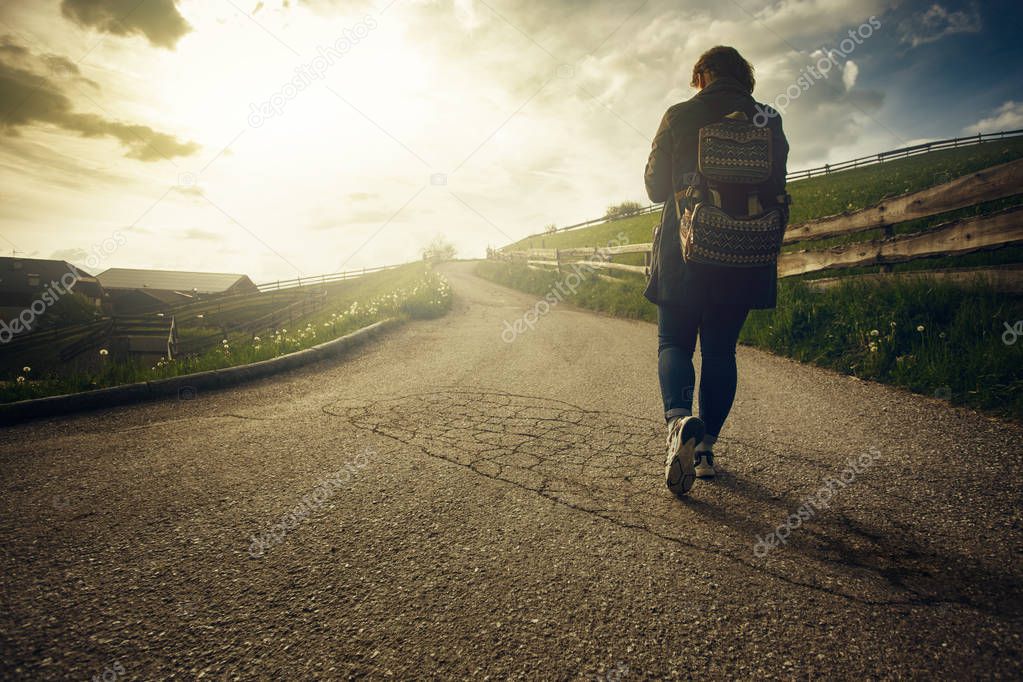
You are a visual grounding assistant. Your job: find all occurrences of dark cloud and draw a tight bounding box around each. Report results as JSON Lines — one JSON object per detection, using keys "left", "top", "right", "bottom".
{"left": 899, "top": 2, "right": 982, "bottom": 48}
{"left": 0, "top": 37, "right": 30, "bottom": 59}
{"left": 60, "top": 0, "right": 191, "bottom": 49}
{"left": 1, "top": 35, "right": 99, "bottom": 87}
{"left": 0, "top": 39, "right": 199, "bottom": 161}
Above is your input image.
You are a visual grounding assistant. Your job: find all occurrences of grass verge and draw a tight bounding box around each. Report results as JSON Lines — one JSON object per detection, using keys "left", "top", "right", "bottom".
{"left": 2, "top": 266, "right": 451, "bottom": 403}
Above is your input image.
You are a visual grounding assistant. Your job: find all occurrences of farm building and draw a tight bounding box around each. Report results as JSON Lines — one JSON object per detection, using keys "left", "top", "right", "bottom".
{"left": 0, "top": 257, "right": 105, "bottom": 327}
{"left": 97, "top": 268, "right": 259, "bottom": 314}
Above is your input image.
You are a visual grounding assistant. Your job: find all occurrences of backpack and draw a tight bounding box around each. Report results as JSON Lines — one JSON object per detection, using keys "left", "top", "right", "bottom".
{"left": 674, "top": 110, "right": 791, "bottom": 267}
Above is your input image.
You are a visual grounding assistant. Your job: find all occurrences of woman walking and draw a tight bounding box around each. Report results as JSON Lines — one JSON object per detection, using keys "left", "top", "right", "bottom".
{"left": 643, "top": 46, "right": 790, "bottom": 496}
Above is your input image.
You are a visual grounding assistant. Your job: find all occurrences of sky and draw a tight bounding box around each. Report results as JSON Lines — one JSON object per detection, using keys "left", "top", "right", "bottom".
{"left": 0, "top": 0, "right": 1021, "bottom": 283}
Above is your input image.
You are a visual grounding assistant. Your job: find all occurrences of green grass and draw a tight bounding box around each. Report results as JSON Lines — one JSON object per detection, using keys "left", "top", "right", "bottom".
{"left": 479, "top": 139, "right": 1023, "bottom": 420}
{"left": 1, "top": 265, "right": 452, "bottom": 404}
{"left": 741, "top": 278, "right": 1023, "bottom": 417}
{"left": 478, "top": 260, "right": 654, "bottom": 322}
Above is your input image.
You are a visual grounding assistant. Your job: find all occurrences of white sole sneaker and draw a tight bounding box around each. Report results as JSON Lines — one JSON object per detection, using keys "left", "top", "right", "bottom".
{"left": 695, "top": 452, "right": 716, "bottom": 478}
{"left": 665, "top": 416, "right": 706, "bottom": 497}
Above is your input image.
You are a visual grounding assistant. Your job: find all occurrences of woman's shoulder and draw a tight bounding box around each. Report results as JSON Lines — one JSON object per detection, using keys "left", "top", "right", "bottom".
{"left": 664, "top": 97, "right": 714, "bottom": 130}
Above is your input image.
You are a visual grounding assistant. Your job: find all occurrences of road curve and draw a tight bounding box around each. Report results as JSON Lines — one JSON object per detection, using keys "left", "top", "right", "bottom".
{"left": 2, "top": 261, "right": 1021, "bottom": 679}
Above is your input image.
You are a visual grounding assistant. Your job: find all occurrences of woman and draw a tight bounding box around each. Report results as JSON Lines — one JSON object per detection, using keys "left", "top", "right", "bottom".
{"left": 643, "top": 46, "right": 789, "bottom": 496}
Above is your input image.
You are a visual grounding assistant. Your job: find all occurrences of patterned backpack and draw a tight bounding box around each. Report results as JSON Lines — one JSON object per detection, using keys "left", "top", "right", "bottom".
{"left": 674, "top": 111, "right": 791, "bottom": 267}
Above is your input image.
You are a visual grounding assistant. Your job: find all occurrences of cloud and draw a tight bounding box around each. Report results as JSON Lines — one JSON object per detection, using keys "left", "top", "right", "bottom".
{"left": 60, "top": 0, "right": 191, "bottom": 49}
{"left": 50, "top": 247, "right": 89, "bottom": 263}
{"left": 1, "top": 35, "right": 99, "bottom": 87}
{"left": 183, "top": 228, "right": 222, "bottom": 241}
{"left": 0, "top": 39, "right": 199, "bottom": 161}
{"left": 962, "top": 101, "right": 1023, "bottom": 135}
{"left": 842, "top": 60, "right": 859, "bottom": 91}
{"left": 899, "top": 3, "right": 981, "bottom": 48}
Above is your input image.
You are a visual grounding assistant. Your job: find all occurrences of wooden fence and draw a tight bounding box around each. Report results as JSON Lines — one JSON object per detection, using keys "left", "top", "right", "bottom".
{"left": 495, "top": 158, "right": 1023, "bottom": 292}
{"left": 256, "top": 262, "right": 407, "bottom": 292}
{"left": 176, "top": 290, "right": 327, "bottom": 355}
{"left": 512, "top": 128, "right": 1023, "bottom": 244}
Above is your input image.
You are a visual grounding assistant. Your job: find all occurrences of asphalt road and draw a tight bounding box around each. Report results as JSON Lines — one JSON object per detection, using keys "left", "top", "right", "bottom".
{"left": 2, "top": 261, "right": 1022, "bottom": 679}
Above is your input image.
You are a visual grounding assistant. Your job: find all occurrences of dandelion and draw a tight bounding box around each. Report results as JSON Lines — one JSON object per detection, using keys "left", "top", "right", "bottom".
{"left": 99, "top": 348, "right": 109, "bottom": 356}
{"left": 197, "top": 314, "right": 204, "bottom": 319}
{"left": 916, "top": 325, "right": 925, "bottom": 332}
{"left": 16, "top": 376, "right": 25, "bottom": 384}
{"left": 869, "top": 342, "right": 878, "bottom": 353}
{"left": 869, "top": 329, "right": 879, "bottom": 337}
{"left": 253, "top": 336, "right": 261, "bottom": 343}
{"left": 222, "top": 339, "right": 229, "bottom": 345}
{"left": 890, "top": 321, "right": 896, "bottom": 328}
{"left": 22, "top": 366, "right": 31, "bottom": 373}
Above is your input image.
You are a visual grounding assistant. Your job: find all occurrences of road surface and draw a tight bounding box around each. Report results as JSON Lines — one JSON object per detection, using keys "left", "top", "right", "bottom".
{"left": 2, "top": 261, "right": 1021, "bottom": 679}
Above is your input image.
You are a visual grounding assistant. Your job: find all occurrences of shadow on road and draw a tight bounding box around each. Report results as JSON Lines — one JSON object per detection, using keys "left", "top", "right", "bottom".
{"left": 323, "top": 387, "right": 1023, "bottom": 619}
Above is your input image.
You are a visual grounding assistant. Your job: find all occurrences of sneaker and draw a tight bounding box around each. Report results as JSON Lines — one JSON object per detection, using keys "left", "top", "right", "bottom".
{"left": 695, "top": 451, "right": 716, "bottom": 478}
{"left": 665, "top": 416, "right": 705, "bottom": 497}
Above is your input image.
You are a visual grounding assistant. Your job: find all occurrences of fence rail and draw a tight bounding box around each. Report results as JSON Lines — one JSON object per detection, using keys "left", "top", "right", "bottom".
{"left": 255, "top": 263, "right": 407, "bottom": 292}
{"left": 504, "top": 128, "right": 1023, "bottom": 246}
{"left": 786, "top": 128, "right": 1023, "bottom": 181}
{"left": 496, "top": 157, "right": 1023, "bottom": 290}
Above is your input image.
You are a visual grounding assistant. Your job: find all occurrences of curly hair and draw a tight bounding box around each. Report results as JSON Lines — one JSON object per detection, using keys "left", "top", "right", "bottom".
{"left": 691, "top": 46, "right": 755, "bottom": 93}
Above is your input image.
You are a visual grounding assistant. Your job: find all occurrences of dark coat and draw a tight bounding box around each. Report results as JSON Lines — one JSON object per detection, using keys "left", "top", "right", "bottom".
{"left": 642, "top": 77, "right": 789, "bottom": 309}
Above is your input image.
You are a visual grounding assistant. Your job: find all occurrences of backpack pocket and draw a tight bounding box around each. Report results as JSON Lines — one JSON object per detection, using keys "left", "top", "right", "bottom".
{"left": 680, "top": 203, "right": 785, "bottom": 267}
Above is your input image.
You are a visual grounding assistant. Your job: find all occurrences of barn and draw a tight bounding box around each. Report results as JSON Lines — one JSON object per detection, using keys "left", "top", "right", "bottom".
{"left": 96, "top": 268, "right": 259, "bottom": 314}
{"left": 0, "top": 257, "right": 105, "bottom": 329}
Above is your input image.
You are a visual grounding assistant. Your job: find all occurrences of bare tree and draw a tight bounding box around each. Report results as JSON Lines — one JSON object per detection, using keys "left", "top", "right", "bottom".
{"left": 421, "top": 235, "right": 457, "bottom": 262}
{"left": 604, "top": 200, "right": 644, "bottom": 220}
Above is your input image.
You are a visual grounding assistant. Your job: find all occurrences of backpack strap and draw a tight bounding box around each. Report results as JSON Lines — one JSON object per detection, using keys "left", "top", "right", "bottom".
{"left": 674, "top": 171, "right": 705, "bottom": 215}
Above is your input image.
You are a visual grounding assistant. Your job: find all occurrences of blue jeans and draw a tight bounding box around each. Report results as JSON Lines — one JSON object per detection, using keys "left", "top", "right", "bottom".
{"left": 658, "top": 300, "right": 750, "bottom": 437}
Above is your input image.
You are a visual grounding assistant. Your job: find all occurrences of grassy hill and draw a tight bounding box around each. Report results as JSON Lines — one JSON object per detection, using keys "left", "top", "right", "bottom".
{"left": 505, "top": 136, "right": 1023, "bottom": 253}
{"left": 480, "top": 137, "right": 1023, "bottom": 419}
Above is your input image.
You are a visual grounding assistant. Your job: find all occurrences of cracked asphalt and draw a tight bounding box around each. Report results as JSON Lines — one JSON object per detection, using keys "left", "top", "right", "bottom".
{"left": 2, "top": 261, "right": 1022, "bottom": 679}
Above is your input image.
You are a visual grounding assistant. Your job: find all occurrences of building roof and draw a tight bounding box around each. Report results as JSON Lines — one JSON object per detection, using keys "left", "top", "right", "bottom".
{"left": 0, "top": 257, "right": 100, "bottom": 296}
{"left": 96, "top": 268, "right": 254, "bottom": 294}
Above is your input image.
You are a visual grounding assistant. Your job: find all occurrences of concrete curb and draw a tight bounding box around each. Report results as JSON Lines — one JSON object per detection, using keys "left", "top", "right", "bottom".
{"left": 0, "top": 318, "right": 402, "bottom": 426}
